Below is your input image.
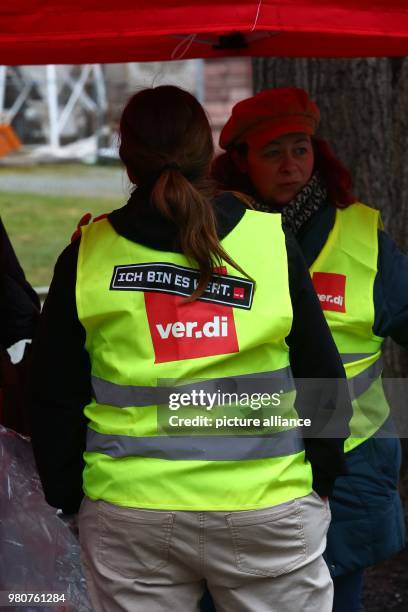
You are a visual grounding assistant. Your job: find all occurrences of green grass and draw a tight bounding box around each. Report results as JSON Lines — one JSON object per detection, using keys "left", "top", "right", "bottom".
{"left": 0, "top": 162, "right": 120, "bottom": 175}
{"left": 1, "top": 191, "right": 123, "bottom": 287}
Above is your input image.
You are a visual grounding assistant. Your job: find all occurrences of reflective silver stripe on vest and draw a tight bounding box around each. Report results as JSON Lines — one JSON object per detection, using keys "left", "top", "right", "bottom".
{"left": 340, "top": 353, "right": 374, "bottom": 365}
{"left": 91, "top": 367, "right": 295, "bottom": 409}
{"left": 86, "top": 427, "right": 304, "bottom": 461}
{"left": 345, "top": 357, "right": 383, "bottom": 401}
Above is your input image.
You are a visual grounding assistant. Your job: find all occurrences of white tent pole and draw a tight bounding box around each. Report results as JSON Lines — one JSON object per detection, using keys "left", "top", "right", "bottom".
{"left": 93, "top": 64, "right": 107, "bottom": 112}
{"left": 0, "top": 66, "right": 7, "bottom": 115}
{"left": 195, "top": 59, "right": 205, "bottom": 103}
{"left": 93, "top": 64, "right": 108, "bottom": 158}
{"left": 46, "top": 64, "right": 59, "bottom": 149}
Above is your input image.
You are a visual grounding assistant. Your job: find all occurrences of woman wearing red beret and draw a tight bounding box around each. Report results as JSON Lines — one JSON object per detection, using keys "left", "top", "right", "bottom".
{"left": 213, "top": 87, "right": 406, "bottom": 612}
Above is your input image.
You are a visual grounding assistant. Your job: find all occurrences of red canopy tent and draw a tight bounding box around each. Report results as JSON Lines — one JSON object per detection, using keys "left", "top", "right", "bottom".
{"left": 1, "top": 1, "right": 408, "bottom": 65}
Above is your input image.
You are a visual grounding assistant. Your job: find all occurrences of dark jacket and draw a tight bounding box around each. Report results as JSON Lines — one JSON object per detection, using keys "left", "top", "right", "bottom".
{"left": 0, "top": 217, "right": 40, "bottom": 350}
{"left": 29, "top": 190, "right": 351, "bottom": 514}
{"left": 297, "top": 201, "right": 406, "bottom": 576}
{"left": 0, "top": 217, "right": 40, "bottom": 435}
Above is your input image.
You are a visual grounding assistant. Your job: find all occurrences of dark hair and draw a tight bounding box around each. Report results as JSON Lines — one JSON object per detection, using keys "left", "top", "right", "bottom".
{"left": 312, "top": 138, "right": 355, "bottom": 207}
{"left": 119, "top": 85, "right": 248, "bottom": 300}
{"left": 211, "top": 136, "right": 356, "bottom": 207}
{"left": 211, "top": 143, "right": 254, "bottom": 196}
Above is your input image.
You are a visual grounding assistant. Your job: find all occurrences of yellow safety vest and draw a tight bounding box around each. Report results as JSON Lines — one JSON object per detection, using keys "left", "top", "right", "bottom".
{"left": 76, "top": 210, "right": 313, "bottom": 510}
{"left": 310, "top": 202, "right": 389, "bottom": 452}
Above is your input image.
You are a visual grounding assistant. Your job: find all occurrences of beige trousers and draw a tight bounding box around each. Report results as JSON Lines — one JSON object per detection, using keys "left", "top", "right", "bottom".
{"left": 78, "top": 491, "right": 332, "bottom": 612}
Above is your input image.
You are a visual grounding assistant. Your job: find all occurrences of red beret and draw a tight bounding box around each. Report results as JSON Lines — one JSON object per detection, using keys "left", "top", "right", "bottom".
{"left": 219, "top": 87, "right": 320, "bottom": 149}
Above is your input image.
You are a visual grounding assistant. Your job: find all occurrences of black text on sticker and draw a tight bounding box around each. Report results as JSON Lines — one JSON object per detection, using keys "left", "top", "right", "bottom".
{"left": 110, "top": 262, "right": 254, "bottom": 310}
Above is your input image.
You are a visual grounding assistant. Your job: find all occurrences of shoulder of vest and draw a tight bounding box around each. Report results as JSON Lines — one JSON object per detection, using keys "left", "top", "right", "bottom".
{"left": 340, "top": 201, "right": 376, "bottom": 214}
{"left": 338, "top": 202, "right": 381, "bottom": 225}
{"left": 235, "top": 209, "right": 286, "bottom": 240}
{"left": 81, "top": 215, "right": 112, "bottom": 238}
{"left": 243, "top": 208, "right": 282, "bottom": 225}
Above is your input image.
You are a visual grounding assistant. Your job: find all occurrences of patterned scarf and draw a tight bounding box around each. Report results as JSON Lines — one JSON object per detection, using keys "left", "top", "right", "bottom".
{"left": 256, "top": 172, "right": 328, "bottom": 235}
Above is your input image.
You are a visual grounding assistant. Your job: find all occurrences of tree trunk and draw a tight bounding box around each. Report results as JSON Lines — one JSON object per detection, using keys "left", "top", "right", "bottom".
{"left": 252, "top": 56, "right": 408, "bottom": 511}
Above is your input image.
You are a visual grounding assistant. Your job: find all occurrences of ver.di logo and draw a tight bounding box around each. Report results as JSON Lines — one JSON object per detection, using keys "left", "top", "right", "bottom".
{"left": 156, "top": 315, "right": 229, "bottom": 340}
{"left": 145, "top": 293, "right": 239, "bottom": 363}
{"left": 312, "top": 272, "right": 346, "bottom": 313}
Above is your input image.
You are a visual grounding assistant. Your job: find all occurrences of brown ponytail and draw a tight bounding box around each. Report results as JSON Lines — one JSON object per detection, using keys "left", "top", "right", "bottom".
{"left": 119, "top": 86, "right": 250, "bottom": 300}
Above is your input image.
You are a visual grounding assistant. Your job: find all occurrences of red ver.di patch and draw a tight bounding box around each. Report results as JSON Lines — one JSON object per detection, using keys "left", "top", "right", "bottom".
{"left": 145, "top": 292, "right": 239, "bottom": 363}
{"left": 312, "top": 272, "right": 346, "bottom": 313}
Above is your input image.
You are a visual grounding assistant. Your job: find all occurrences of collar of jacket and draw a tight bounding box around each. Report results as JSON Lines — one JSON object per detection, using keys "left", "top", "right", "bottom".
{"left": 108, "top": 189, "right": 248, "bottom": 253}
{"left": 295, "top": 200, "right": 336, "bottom": 267}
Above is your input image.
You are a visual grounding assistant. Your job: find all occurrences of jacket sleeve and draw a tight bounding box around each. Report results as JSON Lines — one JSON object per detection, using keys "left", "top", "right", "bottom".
{"left": 285, "top": 230, "right": 351, "bottom": 497}
{"left": 373, "top": 229, "right": 408, "bottom": 347}
{"left": 0, "top": 217, "right": 40, "bottom": 348}
{"left": 29, "top": 239, "right": 91, "bottom": 514}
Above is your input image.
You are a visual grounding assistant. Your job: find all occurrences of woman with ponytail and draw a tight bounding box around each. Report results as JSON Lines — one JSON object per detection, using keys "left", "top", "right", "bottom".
{"left": 213, "top": 87, "right": 406, "bottom": 612}
{"left": 29, "top": 85, "right": 350, "bottom": 612}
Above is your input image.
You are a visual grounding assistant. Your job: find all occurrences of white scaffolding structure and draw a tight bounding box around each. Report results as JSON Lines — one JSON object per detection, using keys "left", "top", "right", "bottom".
{"left": 0, "top": 64, "right": 107, "bottom": 156}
